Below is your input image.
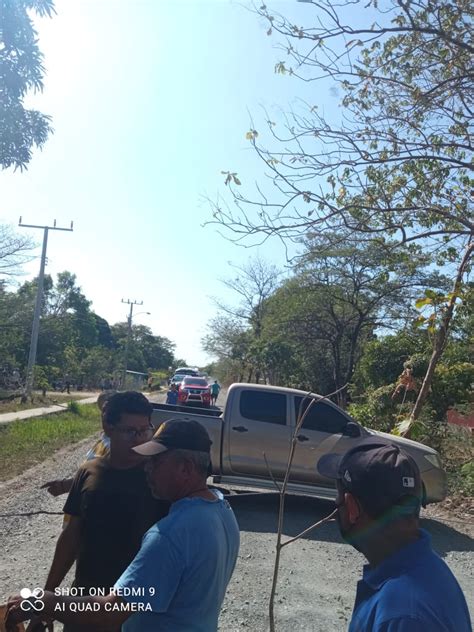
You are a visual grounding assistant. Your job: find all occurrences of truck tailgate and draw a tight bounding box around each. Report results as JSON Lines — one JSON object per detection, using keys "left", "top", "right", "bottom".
{"left": 151, "top": 407, "right": 224, "bottom": 473}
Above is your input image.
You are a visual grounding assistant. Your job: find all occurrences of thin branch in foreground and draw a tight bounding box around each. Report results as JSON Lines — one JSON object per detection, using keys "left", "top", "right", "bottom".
{"left": 0, "top": 510, "right": 63, "bottom": 518}
{"left": 269, "top": 383, "right": 348, "bottom": 632}
{"left": 281, "top": 508, "right": 338, "bottom": 548}
{"left": 263, "top": 451, "right": 282, "bottom": 493}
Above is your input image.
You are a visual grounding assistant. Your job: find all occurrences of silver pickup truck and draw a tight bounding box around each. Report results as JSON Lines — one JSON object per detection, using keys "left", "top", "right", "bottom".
{"left": 152, "top": 383, "right": 447, "bottom": 504}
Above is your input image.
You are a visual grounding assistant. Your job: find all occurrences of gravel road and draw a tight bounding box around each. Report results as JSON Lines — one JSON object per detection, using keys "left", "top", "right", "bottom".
{"left": 0, "top": 402, "right": 472, "bottom": 631}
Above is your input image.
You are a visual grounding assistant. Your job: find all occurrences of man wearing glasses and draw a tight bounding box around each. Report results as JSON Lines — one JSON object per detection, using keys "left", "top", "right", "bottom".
{"left": 33, "top": 391, "right": 169, "bottom": 632}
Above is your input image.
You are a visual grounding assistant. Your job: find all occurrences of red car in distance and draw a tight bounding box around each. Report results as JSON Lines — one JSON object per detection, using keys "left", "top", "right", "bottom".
{"left": 178, "top": 376, "right": 211, "bottom": 407}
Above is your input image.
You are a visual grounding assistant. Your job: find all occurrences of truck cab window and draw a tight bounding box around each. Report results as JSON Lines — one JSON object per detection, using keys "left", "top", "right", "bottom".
{"left": 294, "top": 397, "right": 348, "bottom": 434}
{"left": 240, "top": 391, "right": 287, "bottom": 425}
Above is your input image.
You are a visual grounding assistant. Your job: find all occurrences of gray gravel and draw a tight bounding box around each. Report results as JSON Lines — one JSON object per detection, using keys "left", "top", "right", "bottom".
{"left": 0, "top": 431, "right": 472, "bottom": 631}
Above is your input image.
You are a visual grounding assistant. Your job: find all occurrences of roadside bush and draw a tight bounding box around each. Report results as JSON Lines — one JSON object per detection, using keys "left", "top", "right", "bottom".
{"left": 354, "top": 332, "right": 429, "bottom": 390}
{"left": 33, "top": 365, "right": 52, "bottom": 397}
{"left": 348, "top": 385, "right": 399, "bottom": 432}
{"left": 459, "top": 461, "right": 474, "bottom": 496}
{"left": 429, "top": 362, "right": 474, "bottom": 421}
{"left": 419, "top": 422, "right": 473, "bottom": 497}
{"left": 67, "top": 400, "right": 81, "bottom": 415}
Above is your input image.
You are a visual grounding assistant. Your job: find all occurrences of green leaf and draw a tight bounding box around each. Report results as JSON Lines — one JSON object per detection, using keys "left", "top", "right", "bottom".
{"left": 413, "top": 316, "right": 426, "bottom": 327}
{"left": 415, "top": 297, "right": 432, "bottom": 309}
{"left": 392, "top": 418, "right": 412, "bottom": 436}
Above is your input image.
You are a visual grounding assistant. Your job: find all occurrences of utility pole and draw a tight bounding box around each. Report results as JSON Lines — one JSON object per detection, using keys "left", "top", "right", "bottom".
{"left": 19, "top": 218, "right": 74, "bottom": 401}
{"left": 121, "top": 298, "right": 143, "bottom": 387}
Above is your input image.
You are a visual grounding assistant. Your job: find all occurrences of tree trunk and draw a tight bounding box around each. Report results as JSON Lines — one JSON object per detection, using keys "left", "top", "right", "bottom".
{"left": 337, "top": 386, "right": 348, "bottom": 409}
{"left": 411, "top": 241, "right": 473, "bottom": 421}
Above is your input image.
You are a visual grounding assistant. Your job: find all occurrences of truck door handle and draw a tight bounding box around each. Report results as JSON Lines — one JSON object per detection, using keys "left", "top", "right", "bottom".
{"left": 297, "top": 434, "right": 309, "bottom": 442}
{"left": 232, "top": 426, "right": 248, "bottom": 433}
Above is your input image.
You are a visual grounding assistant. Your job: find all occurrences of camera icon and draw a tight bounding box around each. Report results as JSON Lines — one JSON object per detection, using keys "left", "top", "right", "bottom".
{"left": 20, "top": 587, "right": 45, "bottom": 612}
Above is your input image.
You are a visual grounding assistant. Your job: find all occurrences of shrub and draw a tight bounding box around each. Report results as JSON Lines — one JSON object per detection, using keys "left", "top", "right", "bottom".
{"left": 67, "top": 400, "right": 81, "bottom": 415}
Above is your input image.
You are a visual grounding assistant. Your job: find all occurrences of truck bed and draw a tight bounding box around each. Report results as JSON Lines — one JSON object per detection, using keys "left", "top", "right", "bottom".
{"left": 152, "top": 402, "right": 222, "bottom": 418}
{"left": 151, "top": 405, "right": 224, "bottom": 472}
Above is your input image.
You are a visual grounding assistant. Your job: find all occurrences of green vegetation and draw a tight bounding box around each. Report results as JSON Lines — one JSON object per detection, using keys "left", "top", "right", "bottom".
{"left": 0, "top": 270, "right": 177, "bottom": 391}
{"left": 67, "top": 400, "right": 81, "bottom": 415}
{"left": 208, "top": 0, "right": 472, "bottom": 427}
{"left": 0, "top": 404, "right": 101, "bottom": 481}
{"left": 1, "top": 0, "right": 56, "bottom": 171}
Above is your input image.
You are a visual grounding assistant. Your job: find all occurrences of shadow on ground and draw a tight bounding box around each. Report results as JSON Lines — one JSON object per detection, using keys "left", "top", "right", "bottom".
{"left": 224, "top": 491, "right": 474, "bottom": 557}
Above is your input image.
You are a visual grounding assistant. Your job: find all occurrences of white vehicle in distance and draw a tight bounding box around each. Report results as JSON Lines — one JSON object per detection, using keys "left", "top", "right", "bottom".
{"left": 168, "top": 367, "right": 199, "bottom": 385}
{"left": 174, "top": 367, "right": 199, "bottom": 377}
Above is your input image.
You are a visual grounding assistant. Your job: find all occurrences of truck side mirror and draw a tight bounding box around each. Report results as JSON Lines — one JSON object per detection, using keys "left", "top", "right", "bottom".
{"left": 344, "top": 422, "right": 361, "bottom": 438}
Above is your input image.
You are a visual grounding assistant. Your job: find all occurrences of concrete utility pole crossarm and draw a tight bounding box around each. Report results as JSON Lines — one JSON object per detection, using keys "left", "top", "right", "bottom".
{"left": 19, "top": 218, "right": 74, "bottom": 401}
{"left": 121, "top": 298, "right": 143, "bottom": 386}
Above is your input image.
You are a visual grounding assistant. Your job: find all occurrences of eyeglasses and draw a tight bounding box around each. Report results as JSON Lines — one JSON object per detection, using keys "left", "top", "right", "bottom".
{"left": 114, "top": 424, "right": 154, "bottom": 440}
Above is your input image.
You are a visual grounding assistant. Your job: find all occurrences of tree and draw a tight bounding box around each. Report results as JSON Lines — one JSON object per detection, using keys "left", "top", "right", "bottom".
{"left": 92, "top": 313, "right": 115, "bottom": 348}
{"left": 350, "top": 322, "right": 473, "bottom": 428}
{"left": 78, "top": 347, "right": 118, "bottom": 388}
{"left": 211, "top": 0, "right": 472, "bottom": 251}
{"left": 0, "top": 280, "right": 31, "bottom": 371}
{"left": 0, "top": 270, "right": 178, "bottom": 389}
{"left": 1, "top": 0, "right": 56, "bottom": 170}
{"left": 209, "top": 0, "right": 472, "bottom": 417}
{"left": 410, "top": 241, "right": 473, "bottom": 420}
{"left": 210, "top": 256, "right": 282, "bottom": 383}
{"left": 110, "top": 323, "right": 175, "bottom": 373}
{"left": 261, "top": 234, "right": 446, "bottom": 406}
{"left": 354, "top": 330, "right": 429, "bottom": 391}
{"left": 0, "top": 224, "right": 36, "bottom": 279}
{"left": 214, "top": 256, "right": 281, "bottom": 335}
{"left": 202, "top": 315, "right": 253, "bottom": 382}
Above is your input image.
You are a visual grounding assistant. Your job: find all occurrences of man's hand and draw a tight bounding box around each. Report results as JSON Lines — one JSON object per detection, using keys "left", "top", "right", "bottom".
{"left": 40, "top": 479, "right": 72, "bottom": 497}
{"left": 25, "top": 616, "right": 54, "bottom": 631}
{"left": 5, "top": 594, "right": 29, "bottom": 630}
{"left": 5, "top": 594, "right": 54, "bottom": 632}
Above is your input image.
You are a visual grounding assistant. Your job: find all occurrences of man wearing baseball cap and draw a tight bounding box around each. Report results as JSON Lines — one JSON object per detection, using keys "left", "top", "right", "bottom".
{"left": 6, "top": 419, "right": 240, "bottom": 632}
{"left": 317, "top": 439, "right": 471, "bottom": 632}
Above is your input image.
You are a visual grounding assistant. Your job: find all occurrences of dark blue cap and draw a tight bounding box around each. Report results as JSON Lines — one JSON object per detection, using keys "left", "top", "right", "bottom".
{"left": 317, "top": 439, "right": 424, "bottom": 516}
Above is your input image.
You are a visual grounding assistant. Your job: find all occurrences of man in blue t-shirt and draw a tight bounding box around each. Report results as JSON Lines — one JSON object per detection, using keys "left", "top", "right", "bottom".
{"left": 115, "top": 419, "right": 240, "bottom": 631}
{"left": 6, "top": 420, "right": 240, "bottom": 632}
{"left": 165, "top": 383, "right": 179, "bottom": 405}
{"left": 210, "top": 380, "right": 221, "bottom": 405}
{"left": 317, "top": 440, "right": 472, "bottom": 632}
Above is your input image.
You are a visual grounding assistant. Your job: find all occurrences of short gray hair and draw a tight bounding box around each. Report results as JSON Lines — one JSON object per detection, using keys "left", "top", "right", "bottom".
{"left": 171, "top": 449, "right": 210, "bottom": 477}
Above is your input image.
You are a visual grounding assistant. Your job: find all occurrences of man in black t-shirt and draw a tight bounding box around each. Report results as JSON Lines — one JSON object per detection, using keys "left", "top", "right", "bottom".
{"left": 30, "top": 391, "right": 169, "bottom": 632}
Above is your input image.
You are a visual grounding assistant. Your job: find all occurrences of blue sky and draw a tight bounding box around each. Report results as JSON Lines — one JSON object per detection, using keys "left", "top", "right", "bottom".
{"left": 1, "top": 0, "right": 339, "bottom": 365}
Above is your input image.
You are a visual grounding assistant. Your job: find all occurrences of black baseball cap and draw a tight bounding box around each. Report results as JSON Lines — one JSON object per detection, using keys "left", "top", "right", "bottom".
{"left": 133, "top": 418, "right": 212, "bottom": 456}
{"left": 317, "top": 439, "right": 424, "bottom": 516}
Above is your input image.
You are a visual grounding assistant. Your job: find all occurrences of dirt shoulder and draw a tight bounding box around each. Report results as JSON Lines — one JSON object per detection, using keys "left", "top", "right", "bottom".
{"left": 0, "top": 437, "right": 472, "bottom": 631}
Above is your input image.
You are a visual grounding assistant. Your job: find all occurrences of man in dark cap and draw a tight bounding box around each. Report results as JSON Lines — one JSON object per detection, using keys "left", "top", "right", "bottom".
{"left": 317, "top": 439, "right": 471, "bottom": 631}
